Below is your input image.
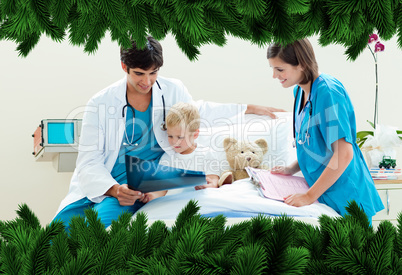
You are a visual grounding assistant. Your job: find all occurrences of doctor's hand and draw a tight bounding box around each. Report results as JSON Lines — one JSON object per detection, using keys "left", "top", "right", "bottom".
{"left": 271, "top": 166, "right": 293, "bottom": 175}
{"left": 283, "top": 193, "right": 315, "bottom": 207}
{"left": 106, "top": 184, "right": 144, "bottom": 206}
{"left": 245, "top": 104, "right": 286, "bottom": 119}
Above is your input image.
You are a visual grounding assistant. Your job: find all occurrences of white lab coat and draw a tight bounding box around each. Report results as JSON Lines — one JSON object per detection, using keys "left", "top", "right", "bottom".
{"left": 56, "top": 75, "right": 247, "bottom": 214}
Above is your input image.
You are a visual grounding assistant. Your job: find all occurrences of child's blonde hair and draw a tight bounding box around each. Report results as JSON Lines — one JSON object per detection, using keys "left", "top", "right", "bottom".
{"left": 166, "top": 102, "right": 200, "bottom": 132}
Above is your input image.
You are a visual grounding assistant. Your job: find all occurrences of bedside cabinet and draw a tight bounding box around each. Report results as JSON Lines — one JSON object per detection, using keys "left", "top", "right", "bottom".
{"left": 373, "top": 180, "right": 402, "bottom": 228}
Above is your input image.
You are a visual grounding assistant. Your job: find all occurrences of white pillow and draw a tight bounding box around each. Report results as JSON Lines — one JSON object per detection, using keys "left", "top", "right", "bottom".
{"left": 196, "top": 112, "right": 296, "bottom": 175}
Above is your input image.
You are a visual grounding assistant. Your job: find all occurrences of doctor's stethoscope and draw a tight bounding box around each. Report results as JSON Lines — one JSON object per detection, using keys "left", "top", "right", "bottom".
{"left": 122, "top": 80, "right": 167, "bottom": 146}
{"left": 293, "top": 81, "right": 313, "bottom": 147}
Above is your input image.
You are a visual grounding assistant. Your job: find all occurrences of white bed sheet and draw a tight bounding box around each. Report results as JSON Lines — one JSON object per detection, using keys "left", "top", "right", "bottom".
{"left": 134, "top": 179, "right": 340, "bottom": 226}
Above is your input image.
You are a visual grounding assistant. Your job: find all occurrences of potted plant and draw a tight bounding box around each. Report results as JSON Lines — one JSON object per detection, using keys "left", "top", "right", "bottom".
{"left": 356, "top": 34, "right": 402, "bottom": 167}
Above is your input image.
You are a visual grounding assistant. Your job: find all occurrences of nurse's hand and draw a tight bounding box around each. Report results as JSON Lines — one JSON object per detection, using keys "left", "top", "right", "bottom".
{"left": 245, "top": 104, "right": 286, "bottom": 119}
{"left": 106, "top": 184, "right": 144, "bottom": 206}
{"left": 283, "top": 193, "right": 315, "bottom": 207}
{"left": 271, "top": 166, "right": 293, "bottom": 175}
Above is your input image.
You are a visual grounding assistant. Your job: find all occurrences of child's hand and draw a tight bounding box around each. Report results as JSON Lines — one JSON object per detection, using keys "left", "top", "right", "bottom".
{"left": 195, "top": 175, "right": 219, "bottom": 190}
{"left": 139, "top": 190, "right": 167, "bottom": 203}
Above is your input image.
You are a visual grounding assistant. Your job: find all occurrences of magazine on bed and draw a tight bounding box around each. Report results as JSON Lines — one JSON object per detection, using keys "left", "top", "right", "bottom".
{"left": 125, "top": 156, "right": 206, "bottom": 193}
{"left": 245, "top": 167, "right": 313, "bottom": 202}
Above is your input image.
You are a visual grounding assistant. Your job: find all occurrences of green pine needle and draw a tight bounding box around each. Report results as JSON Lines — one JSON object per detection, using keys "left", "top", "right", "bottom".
{"left": 293, "top": 1, "right": 323, "bottom": 37}
{"left": 67, "top": 215, "right": 90, "bottom": 254}
{"left": 344, "top": 200, "right": 371, "bottom": 230}
{"left": 94, "top": 230, "right": 126, "bottom": 274}
{"left": 327, "top": 245, "right": 373, "bottom": 274}
{"left": 0, "top": 244, "right": 23, "bottom": 274}
{"left": 243, "top": 214, "right": 273, "bottom": 245}
{"left": 27, "top": 0, "right": 64, "bottom": 41}
{"left": 326, "top": 0, "right": 367, "bottom": 15}
{"left": 231, "top": 243, "right": 267, "bottom": 275}
{"left": 49, "top": 229, "right": 72, "bottom": 270}
{"left": 16, "top": 203, "right": 41, "bottom": 231}
{"left": 1, "top": 0, "right": 19, "bottom": 16}
{"left": 368, "top": 0, "right": 396, "bottom": 40}
{"left": 173, "top": 199, "right": 201, "bottom": 230}
{"left": 369, "top": 221, "right": 395, "bottom": 272}
{"left": 123, "top": 2, "right": 148, "bottom": 49}
{"left": 396, "top": 4, "right": 402, "bottom": 49}
{"left": 83, "top": 207, "right": 109, "bottom": 251}
{"left": 1, "top": 0, "right": 402, "bottom": 60}
{"left": 1, "top": 201, "right": 402, "bottom": 273}
{"left": 16, "top": 32, "right": 41, "bottom": 57}
{"left": 293, "top": 221, "right": 324, "bottom": 260}
{"left": 174, "top": 221, "right": 209, "bottom": 256}
{"left": 266, "top": 215, "right": 299, "bottom": 273}
{"left": 286, "top": 0, "right": 310, "bottom": 15}
{"left": 396, "top": 212, "right": 402, "bottom": 258}
{"left": 50, "top": 0, "right": 72, "bottom": 28}
{"left": 125, "top": 211, "right": 148, "bottom": 259}
{"left": 109, "top": 211, "right": 134, "bottom": 236}
{"left": 236, "top": 0, "right": 267, "bottom": 18}
{"left": 59, "top": 248, "right": 97, "bottom": 274}
{"left": 284, "top": 247, "right": 310, "bottom": 274}
{"left": 23, "top": 222, "right": 64, "bottom": 274}
{"left": 216, "top": 221, "right": 250, "bottom": 259}
{"left": 145, "top": 220, "right": 169, "bottom": 258}
{"left": 128, "top": 255, "right": 168, "bottom": 274}
{"left": 269, "top": 1, "right": 298, "bottom": 46}
{"left": 98, "top": 0, "right": 126, "bottom": 30}
{"left": 181, "top": 253, "right": 226, "bottom": 275}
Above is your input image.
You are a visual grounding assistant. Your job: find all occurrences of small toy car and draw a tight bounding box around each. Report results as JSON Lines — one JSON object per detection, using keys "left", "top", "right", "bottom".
{"left": 379, "top": 156, "right": 396, "bottom": 169}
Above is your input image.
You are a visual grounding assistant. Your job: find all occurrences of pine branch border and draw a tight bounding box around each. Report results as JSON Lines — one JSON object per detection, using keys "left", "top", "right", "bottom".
{"left": 0, "top": 0, "right": 401, "bottom": 60}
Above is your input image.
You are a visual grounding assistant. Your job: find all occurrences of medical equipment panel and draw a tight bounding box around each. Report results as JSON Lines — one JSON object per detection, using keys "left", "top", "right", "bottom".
{"left": 32, "top": 119, "right": 82, "bottom": 172}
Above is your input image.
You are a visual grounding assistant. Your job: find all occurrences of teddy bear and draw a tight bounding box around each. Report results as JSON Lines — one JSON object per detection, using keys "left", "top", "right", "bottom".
{"left": 217, "top": 137, "right": 269, "bottom": 187}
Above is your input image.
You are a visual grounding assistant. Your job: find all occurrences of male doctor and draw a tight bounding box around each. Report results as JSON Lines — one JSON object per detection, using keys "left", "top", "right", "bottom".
{"left": 53, "top": 36, "right": 284, "bottom": 229}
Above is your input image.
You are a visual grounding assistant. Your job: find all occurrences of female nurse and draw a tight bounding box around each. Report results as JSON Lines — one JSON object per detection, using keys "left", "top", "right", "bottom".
{"left": 268, "top": 38, "right": 384, "bottom": 220}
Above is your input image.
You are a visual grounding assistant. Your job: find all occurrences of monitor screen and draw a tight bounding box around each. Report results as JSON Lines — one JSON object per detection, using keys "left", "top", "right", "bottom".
{"left": 47, "top": 122, "right": 75, "bottom": 144}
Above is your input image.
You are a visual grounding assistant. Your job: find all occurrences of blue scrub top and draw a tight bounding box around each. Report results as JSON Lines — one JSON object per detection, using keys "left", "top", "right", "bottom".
{"left": 294, "top": 74, "right": 384, "bottom": 217}
{"left": 111, "top": 97, "right": 164, "bottom": 184}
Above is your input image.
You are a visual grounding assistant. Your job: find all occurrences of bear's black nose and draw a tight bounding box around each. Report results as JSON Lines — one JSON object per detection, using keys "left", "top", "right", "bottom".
{"left": 246, "top": 157, "right": 251, "bottom": 161}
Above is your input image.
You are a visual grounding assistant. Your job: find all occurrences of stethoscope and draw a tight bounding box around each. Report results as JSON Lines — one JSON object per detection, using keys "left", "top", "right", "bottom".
{"left": 122, "top": 80, "right": 167, "bottom": 146}
{"left": 293, "top": 81, "right": 313, "bottom": 148}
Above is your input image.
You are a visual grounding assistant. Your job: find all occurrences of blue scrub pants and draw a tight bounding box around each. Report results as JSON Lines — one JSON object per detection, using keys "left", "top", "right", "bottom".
{"left": 53, "top": 197, "right": 144, "bottom": 231}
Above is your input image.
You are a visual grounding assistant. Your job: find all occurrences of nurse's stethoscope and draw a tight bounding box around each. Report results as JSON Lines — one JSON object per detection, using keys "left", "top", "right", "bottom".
{"left": 293, "top": 82, "right": 313, "bottom": 147}
{"left": 122, "top": 80, "right": 167, "bottom": 146}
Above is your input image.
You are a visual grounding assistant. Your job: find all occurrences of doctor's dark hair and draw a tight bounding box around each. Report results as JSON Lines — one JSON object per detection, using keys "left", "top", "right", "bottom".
{"left": 120, "top": 36, "right": 163, "bottom": 72}
{"left": 267, "top": 39, "right": 318, "bottom": 85}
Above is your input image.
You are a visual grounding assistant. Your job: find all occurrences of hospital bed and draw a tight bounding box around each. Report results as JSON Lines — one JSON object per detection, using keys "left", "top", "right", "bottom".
{"left": 133, "top": 112, "right": 341, "bottom": 226}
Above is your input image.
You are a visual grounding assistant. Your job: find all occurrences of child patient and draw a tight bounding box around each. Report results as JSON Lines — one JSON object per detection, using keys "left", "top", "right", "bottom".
{"left": 161, "top": 102, "right": 221, "bottom": 188}
{"left": 141, "top": 102, "right": 220, "bottom": 203}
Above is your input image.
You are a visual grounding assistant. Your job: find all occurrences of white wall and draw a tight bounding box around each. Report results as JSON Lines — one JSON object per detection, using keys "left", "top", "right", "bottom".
{"left": 1, "top": 33, "right": 401, "bottom": 225}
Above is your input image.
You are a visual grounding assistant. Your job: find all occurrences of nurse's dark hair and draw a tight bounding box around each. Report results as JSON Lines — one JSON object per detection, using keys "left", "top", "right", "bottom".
{"left": 267, "top": 38, "right": 318, "bottom": 85}
{"left": 120, "top": 36, "right": 163, "bottom": 73}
